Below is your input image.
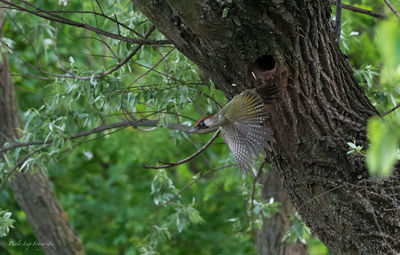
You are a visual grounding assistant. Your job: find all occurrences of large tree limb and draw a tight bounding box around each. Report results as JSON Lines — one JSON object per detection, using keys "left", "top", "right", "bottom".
{"left": 133, "top": 0, "right": 400, "bottom": 254}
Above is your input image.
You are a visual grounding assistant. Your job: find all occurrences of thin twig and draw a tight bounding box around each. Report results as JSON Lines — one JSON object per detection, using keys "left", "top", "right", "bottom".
{"left": 90, "top": 0, "right": 100, "bottom": 37}
{"left": 0, "top": 118, "right": 193, "bottom": 153}
{"left": 128, "top": 48, "right": 175, "bottom": 87}
{"left": 329, "top": 1, "right": 385, "bottom": 19}
{"left": 59, "top": 127, "right": 127, "bottom": 161}
{"left": 4, "top": 9, "right": 40, "bottom": 68}
{"left": 121, "top": 47, "right": 175, "bottom": 122}
{"left": 94, "top": 0, "right": 104, "bottom": 15}
{"left": 130, "top": 61, "right": 206, "bottom": 88}
{"left": 160, "top": 164, "right": 235, "bottom": 207}
{"left": 114, "top": 14, "right": 121, "bottom": 37}
{"left": 10, "top": 72, "right": 54, "bottom": 80}
{"left": 0, "top": 0, "right": 169, "bottom": 45}
{"left": 0, "top": 144, "right": 49, "bottom": 191}
{"left": 0, "top": 127, "right": 127, "bottom": 191}
{"left": 54, "top": 25, "right": 74, "bottom": 76}
{"left": 250, "top": 161, "right": 266, "bottom": 235}
{"left": 336, "top": 0, "right": 342, "bottom": 42}
{"left": 382, "top": 103, "right": 400, "bottom": 117}
{"left": 1, "top": 26, "right": 155, "bottom": 80}
{"left": 29, "top": 9, "right": 144, "bottom": 38}
{"left": 84, "top": 53, "right": 118, "bottom": 59}
{"left": 383, "top": 0, "right": 400, "bottom": 20}
{"left": 143, "top": 129, "right": 221, "bottom": 169}
{"left": 108, "top": 110, "right": 198, "bottom": 122}
{"left": 77, "top": 36, "right": 121, "bottom": 61}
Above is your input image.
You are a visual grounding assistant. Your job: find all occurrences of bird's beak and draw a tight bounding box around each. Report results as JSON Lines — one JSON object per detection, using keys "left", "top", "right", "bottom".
{"left": 186, "top": 126, "right": 199, "bottom": 134}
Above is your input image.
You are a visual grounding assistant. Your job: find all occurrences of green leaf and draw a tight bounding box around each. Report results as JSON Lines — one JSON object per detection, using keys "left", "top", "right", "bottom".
{"left": 282, "top": 213, "right": 310, "bottom": 244}
{"left": 0, "top": 209, "right": 15, "bottom": 237}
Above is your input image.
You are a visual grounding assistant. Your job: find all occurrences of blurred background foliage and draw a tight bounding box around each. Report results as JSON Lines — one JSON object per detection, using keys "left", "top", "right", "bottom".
{"left": 336, "top": 0, "right": 400, "bottom": 177}
{"left": 0, "top": 0, "right": 399, "bottom": 254}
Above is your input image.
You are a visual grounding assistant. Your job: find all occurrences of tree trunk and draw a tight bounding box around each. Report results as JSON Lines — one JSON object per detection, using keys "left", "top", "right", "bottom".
{"left": 134, "top": 1, "right": 400, "bottom": 254}
{"left": 257, "top": 171, "right": 307, "bottom": 255}
{"left": 0, "top": 52, "right": 85, "bottom": 254}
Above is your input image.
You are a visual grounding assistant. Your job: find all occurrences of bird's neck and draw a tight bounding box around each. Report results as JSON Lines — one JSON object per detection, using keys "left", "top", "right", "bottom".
{"left": 206, "top": 114, "right": 226, "bottom": 129}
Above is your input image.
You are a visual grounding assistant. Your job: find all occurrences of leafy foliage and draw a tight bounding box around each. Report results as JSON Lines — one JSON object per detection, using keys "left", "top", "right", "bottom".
{"left": 0, "top": 209, "right": 14, "bottom": 238}
{"left": 282, "top": 213, "right": 310, "bottom": 244}
{"left": 367, "top": 117, "right": 400, "bottom": 176}
{"left": 338, "top": 0, "right": 400, "bottom": 177}
{"left": 347, "top": 141, "right": 364, "bottom": 155}
{"left": 0, "top": 0, "right": 399, "bottom": 255}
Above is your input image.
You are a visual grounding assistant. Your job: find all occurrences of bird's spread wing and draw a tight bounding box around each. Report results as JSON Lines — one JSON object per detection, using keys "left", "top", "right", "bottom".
{"left": 220, "top": 90, "right": 273, "bottom": 175}
{"left": 221, "top": 90, "right": 266, "bottom": 123}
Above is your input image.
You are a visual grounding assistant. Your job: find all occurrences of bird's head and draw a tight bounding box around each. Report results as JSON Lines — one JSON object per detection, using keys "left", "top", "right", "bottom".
{"left": 187, "top": 115, "right": 216, "bottom": 134}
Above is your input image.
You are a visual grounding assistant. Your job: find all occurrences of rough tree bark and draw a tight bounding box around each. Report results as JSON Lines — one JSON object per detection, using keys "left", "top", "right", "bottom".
{"left": 0, "top": 54, "right": 85, "bottom": 254}
{"left": 257, "top": 171, "right": 306, "bottom": 255}
{"left": 134, "top": 1, "right": 400, "bottom": 254}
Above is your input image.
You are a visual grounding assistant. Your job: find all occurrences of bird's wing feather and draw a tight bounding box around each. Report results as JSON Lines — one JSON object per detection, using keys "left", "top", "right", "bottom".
{"left": 219, "top": 90, "right": 274, "bottom": 175}
{"left": 221, "top": 90, "right": 266, "bottom": 123}
{"left": 221, "top": 123, "right": 273, "bottom": 175}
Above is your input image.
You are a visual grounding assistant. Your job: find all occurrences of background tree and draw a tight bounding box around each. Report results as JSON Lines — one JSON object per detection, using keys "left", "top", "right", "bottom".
{"left": 0, "top": 4, "right": 84, "bottom": 255}
{"left": 0, "top": 0, "right": 399, "bottom": 254}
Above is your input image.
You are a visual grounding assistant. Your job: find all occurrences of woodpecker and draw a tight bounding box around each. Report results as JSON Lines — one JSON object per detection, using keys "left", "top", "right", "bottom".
{"left": 188, "top": 90, "right": 274, "bottom": 175}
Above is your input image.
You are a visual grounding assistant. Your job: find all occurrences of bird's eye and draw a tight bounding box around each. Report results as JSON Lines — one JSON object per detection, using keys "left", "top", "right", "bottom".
{"left": 200, "top": 121, "right": 209, "bottom": 129}
{"left": 195, "top": 120, "right": 208, "bottom": 129}
{"left": 195, "top": 118, "right": 211, "bottom": 129}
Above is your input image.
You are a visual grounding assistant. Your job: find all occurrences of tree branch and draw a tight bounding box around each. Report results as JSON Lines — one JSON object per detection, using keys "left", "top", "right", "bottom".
{"left": 121, "top": 47, "right": 175, "bottom": 122}
{"left": 335, "top": 0, "right": 342, "bottom": 42}
{"left": 0, "top": 144, "right": 50, "bottom": 191}
{"left": 143, "top": 129, "right": 221, "bottom": 169}
{"left": 0, "top": 126, "right": 128, "bottom": 191}
{"left": 382, "top": 103, "right": 400, "bottom": 117}
{"left": 1, "top": 24, "right": 156, "bottom": 80}
{"left": 383, "top": 0, "right": 400, "bottom": 20}
{"left": 250, "top": 161, "right": 265, "bottom": 235}
{"left": 0, "top": 0, "right": 170, "bottom": 45}
{"left": 29, "top": 9, "right": 144, "bottom": 38}
{"left": 159, "top": 163, "right": 235, "bottom": 207}
{"left": 56, "top": 26, "right": 156, "bottom": 80}
{"left": 330, "top": 1, "right": 385, "bottom": 19}
{"left": 0, "top": 118, "right": 193, "bottom": 153}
